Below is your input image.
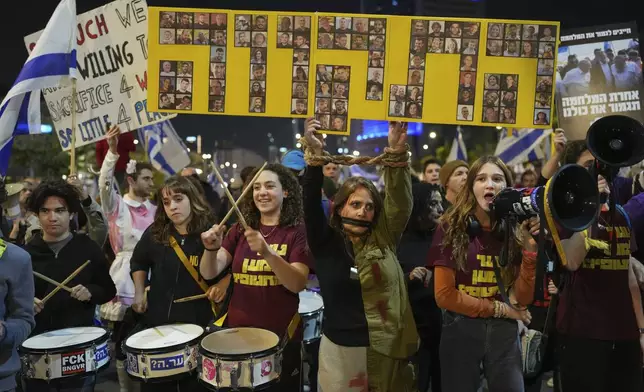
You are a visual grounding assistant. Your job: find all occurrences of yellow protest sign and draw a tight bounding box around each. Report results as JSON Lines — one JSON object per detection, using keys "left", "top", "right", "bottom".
{"left": 147, "top": 8, "right": 560, "bottom": 134}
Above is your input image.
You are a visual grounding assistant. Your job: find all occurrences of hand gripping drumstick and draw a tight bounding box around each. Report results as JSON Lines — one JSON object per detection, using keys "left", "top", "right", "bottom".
{"left": 33, "top": 271, "right": 73, "bottom": 293}
{"left": 212, "top": 166, "right": 252, "bottom": 230}
{"left": 217, "top": 162, "right": 267, "bottom": 227}
{"left": 41, "top": 260, "right": 91, "bottom": 304}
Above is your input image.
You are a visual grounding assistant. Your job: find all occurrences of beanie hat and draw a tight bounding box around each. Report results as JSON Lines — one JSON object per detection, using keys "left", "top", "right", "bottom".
{"left": 439, "top": 160, "right": 468, "bottom": 188}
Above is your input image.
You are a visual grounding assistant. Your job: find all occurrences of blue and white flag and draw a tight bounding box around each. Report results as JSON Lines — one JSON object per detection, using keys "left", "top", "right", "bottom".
{"left": 447, "top": 126, "right": 468, "bottom": 162}
{"left": 0, "top": 0, "right": 77, "bottom": 174}
{"left": 495, "top": 128, "right": 553, "bottom": 166}
{"left": 138, "top": 120, "right": 190, "bottom": 177}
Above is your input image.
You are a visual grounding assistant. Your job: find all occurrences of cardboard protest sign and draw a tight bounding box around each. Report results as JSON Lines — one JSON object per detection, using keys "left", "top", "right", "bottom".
{"left": 556, "top": 22, "right": 642, "bottom": 140}
{"left": 147, "top": 8, "right": 560, "bottom": 134}
{"left": 24, "top": 0, "right": 176, "bottom": 151}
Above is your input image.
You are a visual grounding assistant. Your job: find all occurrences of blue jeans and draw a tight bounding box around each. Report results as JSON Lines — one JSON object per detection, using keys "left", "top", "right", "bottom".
{"left": 440, "top": 311, "right": 524, "bottom": 392}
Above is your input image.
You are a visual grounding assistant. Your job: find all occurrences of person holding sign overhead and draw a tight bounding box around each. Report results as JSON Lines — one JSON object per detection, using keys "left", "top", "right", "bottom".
{"left": 200, "top": 164, "right": 312, "bottom": 392}
{"left": 300, "top": 119, "right": 418, "bottom": 392}
{"left": 130, "top": 175, "right": 231, "bottom": 392}
{"left": 427, "top": 155, "right": 539, "bottom": 392}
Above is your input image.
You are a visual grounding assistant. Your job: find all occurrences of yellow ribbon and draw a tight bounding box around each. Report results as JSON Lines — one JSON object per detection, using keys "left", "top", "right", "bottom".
{"left": 543, "top": 178, "right": 569, "bottom": 266}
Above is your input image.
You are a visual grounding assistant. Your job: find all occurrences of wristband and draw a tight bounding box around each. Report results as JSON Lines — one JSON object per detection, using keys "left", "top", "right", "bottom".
{"left": 205, "top": 247, "right": 220, "bottom": 252}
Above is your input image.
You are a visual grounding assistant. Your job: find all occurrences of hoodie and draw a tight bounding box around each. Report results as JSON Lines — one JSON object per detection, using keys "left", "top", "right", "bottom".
{"left": 24, "top": 233, "right": 116, "bottom": 336}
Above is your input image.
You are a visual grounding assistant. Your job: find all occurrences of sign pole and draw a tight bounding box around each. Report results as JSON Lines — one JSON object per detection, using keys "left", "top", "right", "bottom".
{"left": 69, "top": 79, "right": 77, "bottom": 175}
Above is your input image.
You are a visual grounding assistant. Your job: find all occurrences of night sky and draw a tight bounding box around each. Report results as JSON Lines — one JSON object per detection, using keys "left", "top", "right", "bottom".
{"left": 0, "top": 0, "right": 641, "bottom": 157}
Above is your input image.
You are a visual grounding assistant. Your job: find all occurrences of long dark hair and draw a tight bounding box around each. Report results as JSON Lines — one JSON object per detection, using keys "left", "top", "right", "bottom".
{"left": 330, "top": 176, "right": 383, "bottom": 232}
{"left": 240, "top": 164, "right": 303, "bottom": 229}
{"left": 150, "top": 176, "right": 215, "bottom": 244}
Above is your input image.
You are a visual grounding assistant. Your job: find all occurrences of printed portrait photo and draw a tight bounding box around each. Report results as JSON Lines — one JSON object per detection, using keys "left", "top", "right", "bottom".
{"left": 316, "top": 65, "right": 333, "bottom": 82}
{"left": 249, "top": 81, "right": 265, "bottom": 97}
{"left": 293, "top": 33, "right": 310, "bottom": 49}
{"left": 428, "top": 21, "right": 444, "bottom": 37}
{"left": 330, "top": 115, "right": 347, "bottom": 131}
{"left": 458, "top": 87, "right": 474, "bottom": 105}
{"left": 333, "top": 66, "right": 351, "bottom": 82}
{"left": 503, "top": 41, "right": 519, "bottom": 57}
{"left": 353, "top": 17, "right": 369, "bottom": 33}
{"left": 291, "top": 98, "right": 308, "bottom": 115}
{"left": 160, "top": 12, "right": 176, "bottom": 28}
{"left": 460, "top": 55, "right": 477, "bottom": 71}
{"left": 210, "top": 46, "right": 226, "bottom": 63}
{"left": 366, "top": 83, "right": 383, "bottom": 101}
{"left": 369, "top": 35, "right": 386, "bottom": 51}
{"left": 351, "top": 35, "right": 368, "bottom": 50}
{"left": 249, "top": 97, "right": 265, "bottom": 113}
{"left": 446, "top": 22, "right": 462, "bottom": 38}
{"left": 484, "top": 74, "right": 501, "bottom": 90}
{"left": 369, "top": 51, "right": 385, "bottom": 67}
{"left": 534, "top": 109, "right": 551, "bottom": 125}
{"left": 194, "top": 30, "right": 209, "bottom": 45}
{"left": 159, "top": 28, "right": 175, "bottom": 45}
{"left": 252, "top": 32, "right": 267, "bottom": 47}
{"left": 487, "top": 23, "right": 504, "bottom": 39}
{"left": 293, "top": 65, "right": 309, "bottom": 82}
{"left": 251, "top": 48, "right": 267, "bottom": 64}
{"left": 194, "top": 13, "right": 210, "bottom": 28}
{"left": 500, "top": 107, "right": 516, "bottom": 124}
{"left": 293, "top": 49, "right": 310, "bottom": 65}
{"left": 176, "top": 29, "right": 192, "bottom": 45}
{"left": 537, "top": 59, "right": 555, "bottom": 75}
{"left": 209, "top": 79, "right": 225, "bottom": 96}
{"left": 461, "top": 39, "right": 478, "bottom": 55}
{"left": 210, "top": 63, "right": 226, "bottom": 79}
{"left": 408, "top": 69, "right": 424, "bottom": 85}
{"left": 464, "top": 22, "right": 480, "bottom": 38}
{"left": 482, "top": 106, "right": 499, "bottom": 123}
{"left": 411, "top": 19, "right": 428, "bottom": 35}
{"left": 334, "top": 33, "right": 351, "bottom": 49}
{"left": 235, "top": 15, "right": 251, "bottom": 31}
{"left": 369, "top": 18, "right": 386, "bottom": 34}
{"left": 539, "top": 25, "right": 556, "bottom": 42}
{"left": 367, "top": 67, "right": 383, "bottom": 85}
{"left": 158, "top": 93, "right": 175, "bottom": 109}
{"left": 502, "top": 74, "right": 518, "bottom": 90}
{"left": 444, "top": 38, "right": 461, "bottom": 54}
{"left": 536, "top": 76, "right": 553, "bottom": 92}
{"left": 176, "top": 77, "right": 192, "bottom": 94}
{"left": 390, "top": 84, "right": 407, "bottom": 101}
{"left": 504, "top": 24, "right": 521, "bottom": 40}
{"left": 177, "top": 61, "right": 193, "bottom": 77}
{"left": 389, "top": 101, "right": 405, "bottom": 117}
{"left": 457, "top": 104, "right": 474, "bottom": 121}
{"left": 411, "top": 36, "right": 427, "bottom": 55}
{"left": 316, "top": 114, "right": 330, "bottom": 129}
{"left": 277, "top": 32, "right": 293, "bottom": 48}
{"left": 409, "top": 54, "right": 425, "bottom": 69}
{"left": 318, "top": 33, "right": 334, "bottom": 49}
{"left": 333, "top": 83, "right": 349, "bottom": 99}
{"left": 177, "top": 13, "right": 193, "bottom": 29}
{"left": 253, "top": 15, "right": 268, "bottom": 31}
{"left": 235, "top": 31, "right": 251, "bottom": 47}
{"left": 175, "top": 94, "right": 192, "bottom": 110}
{"left": 500, "top": 90, "right": 517, "bottom": 107}
{"left": 209, "top": 96, "right": 225, "bottom": 112}
{"left": 294, "top": 16, "right": 311, "bottom": 32}
{"left": 406, "top": 102, "right": 422, "bottom": 119}
{"left": 159, "top": 60, "right": 176, "bottom": 77}
{"left": 520, "top": 41, "right": 537, "bottom": 58}
{"left": 278, "top": 16, "right": 293, "bottom": 32}
{"left": 318, "top": 16, "right": 335, "bottom": 33}
{"left": 210, "top": 13, "right": 227, "bottom": 29}
{"left": 292, "top": 82, "right": 308, "bottom": 99}
{"left": 535, "top": 92, "right": 551, "bottom": 108}
{"left": 316, "top": 81, "right": 332, "bottom": 97}
{"left": 483, "top": 90, "right": 500, "bottom": 106}
{"left": 159, "top": 77, "right": 175, "bottom": 93}
{"left": 315, "top": 98, "right": 331, "bottom": 114}
{"left": 486, "top": 39, "right": 503, "bottom": 56}
{"left": 336, "top": 17, "right": 352, "bottom": 32}
{"left": 522, "top": 25, "right": 539, "bottom": 40}
{"left": 251, "top": 64, "right": 266, "bottom": 81}
{"left": 332, "top": 99, "right": 348, "bottom": 115}
{"left": 428, "top": 37, "right": 444, "bottom": 53}
{"left": 459, "top": 72, "right": 476, "bottom": 89}
{"left": 538, "top": 42, "right": 555, "bottom": 59}
{"left": 407, "top": 86, "right": 423, "bottom": 102}
{"left": 210, "top": 30, "right": 226, "bottom": 46}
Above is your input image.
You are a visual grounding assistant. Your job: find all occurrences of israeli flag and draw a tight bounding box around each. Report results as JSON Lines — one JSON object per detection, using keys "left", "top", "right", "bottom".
{"left": 447, "top": 126, "right": 468, "bottom": 162}
{"left": 0, "top": 0, "right": 77, "bottom": 175}
{"left": 495, "top": 128, "right": 553, "bottom": 166}
{"left": 138, "top": 120, "right": 190, "bottom": 177}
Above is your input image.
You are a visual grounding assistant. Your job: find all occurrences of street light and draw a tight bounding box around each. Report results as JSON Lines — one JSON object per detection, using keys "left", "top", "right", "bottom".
{"left": 295, "top": 133, "right": 301, "bottom": 139}
{"left": 232, "top": 163, "right": 238, "bottom": 169}
{"left": 133, "top": 139, "right": 139, "bottom": 145}
{"left": 429, "top": 132, "right": 437, "bottom": 139}
{"left": 423, "top": 144, "right": 428, "bottom": 150}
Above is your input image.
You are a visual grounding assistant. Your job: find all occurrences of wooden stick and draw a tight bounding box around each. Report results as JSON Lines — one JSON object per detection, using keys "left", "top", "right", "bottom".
{"left": 212, "top": 166, "right": 250, "bottom": 230}
{"left": 33, "top": 272, "right": 73, "bottom": 293}
{"left": 70, "top": 79, "right": 77, "bottom": 175}
{"left": 41, "top": 260, "right": 91, "bottom": 304}
{"left": 173, "top": 293, "right": 207, "bottom": 303}
{"left": 219, "top": 162, "right": 267, "bottom": 226}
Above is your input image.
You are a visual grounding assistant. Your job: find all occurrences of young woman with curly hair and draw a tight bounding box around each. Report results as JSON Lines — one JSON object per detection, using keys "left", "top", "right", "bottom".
{"left": 200, "top": 163, "right": 312, "bottom": 392}
{"left": 130, "top": 175, "right": 228, "bottom": 392}
{"left": 427, "top": 155, "right": 539, "bottom": 392}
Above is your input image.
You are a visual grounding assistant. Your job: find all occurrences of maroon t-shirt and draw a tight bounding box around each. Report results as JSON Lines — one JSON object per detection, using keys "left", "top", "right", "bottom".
{"left": 222, "top": 223, "right": 312, "bottom": 339}
{"left": 428, "top": 225, "right": 518, "bottom": 301}
{"left": 556, "top": 210, "right": 639, "bottom": 341}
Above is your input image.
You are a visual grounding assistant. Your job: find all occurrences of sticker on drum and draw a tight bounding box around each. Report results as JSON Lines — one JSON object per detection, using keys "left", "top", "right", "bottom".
{"left": 199, "top": 327, "right": 281, "bottom": 389}
{"left": 124, "top": 324, "right": 204, "bottom": 382}
{"left": 20, "top": 327, "right": 110, "bottom": 381}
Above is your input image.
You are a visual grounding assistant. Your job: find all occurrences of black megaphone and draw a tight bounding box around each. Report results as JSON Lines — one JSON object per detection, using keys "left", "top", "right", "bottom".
{"left": 586, "top": 115, "right": 644, "bottom": 168}
{"left": 491, "top": 164, "right": 599, "bottom": 232}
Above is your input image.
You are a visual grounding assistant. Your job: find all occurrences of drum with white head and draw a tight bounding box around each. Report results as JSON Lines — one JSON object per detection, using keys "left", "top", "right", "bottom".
{"left": 123, "top": 324, "right": 203, "bottom": 382}
{"left": 298, "top": 290, "right": 324, "bottom": 343}
{"left": 20, "top": 327, "right": 110, "bottom": 381}
{"left": 199, "top": 327, "right": 282, "bottom": 390}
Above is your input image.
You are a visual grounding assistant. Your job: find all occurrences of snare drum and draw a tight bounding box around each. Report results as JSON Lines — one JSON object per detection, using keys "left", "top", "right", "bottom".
{"left": 123, "top": 324, "right": 203, "bottom": 382}
{"left": 20, "top": 327, "right": 110, "bottom": 381}
{"left": 199, "top": 328, "right": 282, "bottom": 390}
{"left": 298, "top": 290, "right": 324, "bottom": 343}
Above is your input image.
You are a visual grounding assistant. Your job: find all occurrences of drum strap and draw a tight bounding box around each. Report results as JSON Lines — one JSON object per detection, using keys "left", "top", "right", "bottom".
{"left": 211, "top": 312, "right": 301, "bottom": 345}
{"left": 169, "top": 236, "right": 220, "bottom": 316}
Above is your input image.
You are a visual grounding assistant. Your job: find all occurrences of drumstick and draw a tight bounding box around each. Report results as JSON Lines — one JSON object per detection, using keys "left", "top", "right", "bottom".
{"left": 33, "top": 271, "right": 73, "bottom": 293}
{"left": 41, "top": 260, "right": 91, "bottom": 304}
{"left": 173, "top": 293, "right": 207, "bottom": 303}
{"left": 212, "top": 165, "right": 249, "bottom": 230}
{"left": 219, "top": 162, "right": 267, "bottom": 227}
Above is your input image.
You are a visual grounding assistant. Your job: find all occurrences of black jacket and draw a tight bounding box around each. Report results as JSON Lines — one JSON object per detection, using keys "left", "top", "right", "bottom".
{"left": 25, "top": 233, "right": 116, "bottom": 335}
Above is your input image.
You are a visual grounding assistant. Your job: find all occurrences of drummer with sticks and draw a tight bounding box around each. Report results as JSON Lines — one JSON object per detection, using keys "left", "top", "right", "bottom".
{"left": 22, "top": 179, "right": 116, "bottom": 391}
{"left": 200, "top": 163, "right": 313, "bottom": 392}
{"left": 129, "top": 176, "right": 231, "bottom": 392}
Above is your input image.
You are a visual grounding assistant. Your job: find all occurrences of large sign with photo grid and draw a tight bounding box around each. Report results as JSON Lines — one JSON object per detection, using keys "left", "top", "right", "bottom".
{"left": 147, "top": 7, "right": 560, "bottom": 134}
